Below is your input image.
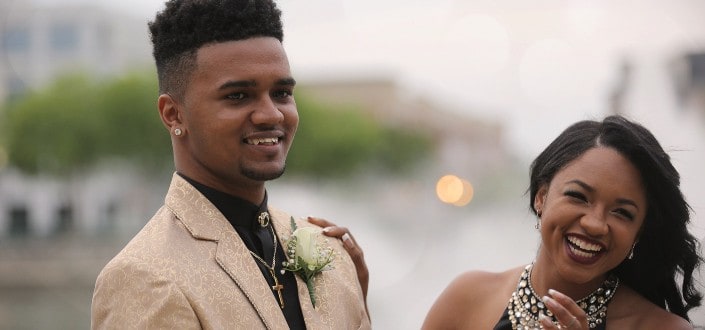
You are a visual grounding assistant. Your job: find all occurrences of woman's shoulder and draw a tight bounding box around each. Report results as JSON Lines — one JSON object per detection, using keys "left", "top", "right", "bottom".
{"left": 421, "top": 265, "right": 526, "bottom": 329}
{"left": 609, "top": 284, "right": 694, "bottom": 329}
{"left": 451, "top": 266, "right": 525, "bottom": 295}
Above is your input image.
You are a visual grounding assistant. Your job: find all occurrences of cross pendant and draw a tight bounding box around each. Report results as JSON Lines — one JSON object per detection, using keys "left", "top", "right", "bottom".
{"left": 270, "top": 271, "right": 285, "bottom": 309}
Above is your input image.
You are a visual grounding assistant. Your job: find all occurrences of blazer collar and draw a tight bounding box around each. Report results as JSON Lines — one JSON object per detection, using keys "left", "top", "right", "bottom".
{"left": 164, "top": 173, "right": 289, "bottom": 329}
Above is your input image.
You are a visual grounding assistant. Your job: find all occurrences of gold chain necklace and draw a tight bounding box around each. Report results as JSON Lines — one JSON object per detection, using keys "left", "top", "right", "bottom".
{"left": 248, "top": 212, "right": 285, "bottom": 309}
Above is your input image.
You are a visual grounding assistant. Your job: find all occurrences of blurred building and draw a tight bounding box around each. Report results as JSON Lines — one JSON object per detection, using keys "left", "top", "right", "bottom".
{"left": 0, "top": 1, "right": 152, "bottom": 103}
{"left": 0, "top": 2, "right": 154, "bottom": 238}
{"left": 671, "top": 51, "right": 705, "bottom": 113}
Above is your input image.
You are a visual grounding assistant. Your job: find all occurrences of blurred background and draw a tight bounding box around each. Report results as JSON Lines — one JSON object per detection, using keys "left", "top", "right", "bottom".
{"left": 1, "top": 0, "right": 704, "bottom": 328}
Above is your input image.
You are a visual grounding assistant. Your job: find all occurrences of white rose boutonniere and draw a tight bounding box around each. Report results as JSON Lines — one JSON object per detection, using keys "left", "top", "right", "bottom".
{"left": 282, "top": 217, "right": 335, "bottom": 308}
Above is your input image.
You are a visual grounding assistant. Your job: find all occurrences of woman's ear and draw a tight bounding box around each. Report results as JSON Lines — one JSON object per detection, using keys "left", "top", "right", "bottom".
{"left": 534, "top": 185, "right": 548, "bottom": 216}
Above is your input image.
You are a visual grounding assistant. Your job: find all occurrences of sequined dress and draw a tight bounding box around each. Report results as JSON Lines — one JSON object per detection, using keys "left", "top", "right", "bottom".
{"left": 493, "top": 308, "right": 607, "bottom": 330}
{"left": 492, "top": 263, "right": 617, "bottom": 330}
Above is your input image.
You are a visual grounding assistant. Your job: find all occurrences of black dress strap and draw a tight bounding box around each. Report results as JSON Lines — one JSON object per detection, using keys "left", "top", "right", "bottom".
{"left": 492, "top": 308, "right": 512, "bottom": 330}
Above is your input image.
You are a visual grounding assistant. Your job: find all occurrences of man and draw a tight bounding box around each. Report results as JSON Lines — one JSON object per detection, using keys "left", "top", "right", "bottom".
{"left": 91, "top": 0, "right": 370, "bottom": 329}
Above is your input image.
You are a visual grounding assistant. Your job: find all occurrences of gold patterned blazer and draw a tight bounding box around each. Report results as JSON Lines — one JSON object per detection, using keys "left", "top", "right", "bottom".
{"left": 91, "top": 173, "right": 370, "bottom": 330}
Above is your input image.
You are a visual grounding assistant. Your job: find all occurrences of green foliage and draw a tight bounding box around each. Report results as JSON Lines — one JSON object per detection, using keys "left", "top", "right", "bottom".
{"left": 287, "top": 94, "right": 432, "bottom": 178}
{"left": 0, "top": 72, "right": 431, "bottom": 178}
{"left": 0, "top": 71, "right": 170, "bottom": 175}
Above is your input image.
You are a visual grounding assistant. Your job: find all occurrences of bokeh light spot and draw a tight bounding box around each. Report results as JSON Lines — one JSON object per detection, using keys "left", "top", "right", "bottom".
{"left": 436, "top": 174, "right": 474, "bottom": 206}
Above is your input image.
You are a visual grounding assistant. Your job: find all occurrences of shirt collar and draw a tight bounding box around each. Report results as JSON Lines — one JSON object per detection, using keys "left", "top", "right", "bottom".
{"left": 178, "top": 172, "right": 268, "bottom": 230}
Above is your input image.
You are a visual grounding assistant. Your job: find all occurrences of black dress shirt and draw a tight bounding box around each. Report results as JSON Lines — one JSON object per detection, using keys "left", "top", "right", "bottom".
{"left": 179, "top": 173, "right": 306, "bottom": 329}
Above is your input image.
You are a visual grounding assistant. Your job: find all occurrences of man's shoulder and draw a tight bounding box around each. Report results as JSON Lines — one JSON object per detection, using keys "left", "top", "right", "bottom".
{"left": 97, "top": 206, "right": 192, "bottom": 277}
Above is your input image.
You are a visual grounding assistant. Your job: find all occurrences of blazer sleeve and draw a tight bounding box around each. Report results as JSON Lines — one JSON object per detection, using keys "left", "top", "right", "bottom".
{"left": 91, "top": 256, "right": 201, "bottom": 330}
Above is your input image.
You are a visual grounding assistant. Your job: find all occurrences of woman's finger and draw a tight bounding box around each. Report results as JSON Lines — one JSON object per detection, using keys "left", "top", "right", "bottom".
{"left": 306, "top": 216, "right": 368, "bottom": 299}
{"left": 542, "top": 289, "right": 588, "bottom": 329}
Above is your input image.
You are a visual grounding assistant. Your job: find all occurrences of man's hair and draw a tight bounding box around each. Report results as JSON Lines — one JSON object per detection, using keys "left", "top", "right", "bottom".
{"left": 148, "top": 0, "right": 284, "bottom": 98}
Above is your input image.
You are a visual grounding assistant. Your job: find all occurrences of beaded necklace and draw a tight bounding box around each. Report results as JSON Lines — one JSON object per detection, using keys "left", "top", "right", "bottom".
{"left": 506, "top": 264, "right": 619, "bottom": 329}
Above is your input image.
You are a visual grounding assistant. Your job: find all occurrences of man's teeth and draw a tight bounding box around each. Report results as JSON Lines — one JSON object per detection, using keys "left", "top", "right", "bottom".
{"left": 247, "top": 137, "right": 279, "bottom": 145}
{"left": 567, "top": 236, "right": 602, "bottom": 252}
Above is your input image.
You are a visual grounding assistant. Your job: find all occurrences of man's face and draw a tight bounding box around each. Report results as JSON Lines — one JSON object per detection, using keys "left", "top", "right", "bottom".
{"left": 175, "top": 37, "right": 298, "bottom": 198}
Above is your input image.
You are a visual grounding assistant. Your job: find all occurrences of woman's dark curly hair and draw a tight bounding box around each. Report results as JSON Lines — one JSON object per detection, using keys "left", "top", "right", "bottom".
{"left": 528, "top": 115, "right": 703, "bottom": 320}
{"left": 148, "top": 0, "right": 284, "bottom": 98}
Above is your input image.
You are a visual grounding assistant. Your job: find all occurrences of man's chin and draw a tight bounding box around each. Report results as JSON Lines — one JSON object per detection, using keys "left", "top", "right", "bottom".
{"left": 242, "top": 166, "right": 286, "bottom": 182}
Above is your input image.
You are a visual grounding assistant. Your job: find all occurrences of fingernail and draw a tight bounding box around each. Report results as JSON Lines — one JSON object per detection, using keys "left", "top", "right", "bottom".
{"left": 342, "top": 233, "right": 354, "bottom": 248}
{"left": 542, "top": 295, "right": 554, "bottom": 306}
{"left": 548, "top": 288, "right": 558, "bottom": 296}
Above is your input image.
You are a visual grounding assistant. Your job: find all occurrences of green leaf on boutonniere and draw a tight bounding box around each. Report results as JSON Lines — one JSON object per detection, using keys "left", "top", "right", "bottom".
{"left": 290, "top": 216, "right": 298, "bottom": 232}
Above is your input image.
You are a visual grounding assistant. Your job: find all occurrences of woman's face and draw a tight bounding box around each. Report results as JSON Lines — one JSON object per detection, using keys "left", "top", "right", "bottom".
{"left": 534, "top": 147, "right": 647, "bottom": 284}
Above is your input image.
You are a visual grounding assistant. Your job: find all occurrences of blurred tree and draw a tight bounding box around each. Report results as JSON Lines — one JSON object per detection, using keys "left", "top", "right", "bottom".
{"left": 0, "top": 72, "right": 169, "bottom": 175}
{"left": 0, "top": 72, "right": 431, "bottom": 178}
{"left": 2, "top": 74, "right": 103, "bottom": 175}
{"left": 96, "top": 72, "right": 171, "bottom": 171}
{"left": 288, "top": 95, "right": 432, "bottom": 178}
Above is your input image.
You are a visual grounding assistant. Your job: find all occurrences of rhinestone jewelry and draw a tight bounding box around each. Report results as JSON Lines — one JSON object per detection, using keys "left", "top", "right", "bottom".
{"left": 507, "top": 264, "right": 619, "bottom": 329}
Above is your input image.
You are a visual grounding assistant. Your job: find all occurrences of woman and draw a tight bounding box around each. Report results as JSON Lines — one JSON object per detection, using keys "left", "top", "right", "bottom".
{"left": 422, "top": 116, "right": 702, "bottom": 329}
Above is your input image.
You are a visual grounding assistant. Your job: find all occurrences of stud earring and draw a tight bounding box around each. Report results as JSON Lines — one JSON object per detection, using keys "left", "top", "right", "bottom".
{"left": 174, "top": 128, "right": 182, "bottom": 136}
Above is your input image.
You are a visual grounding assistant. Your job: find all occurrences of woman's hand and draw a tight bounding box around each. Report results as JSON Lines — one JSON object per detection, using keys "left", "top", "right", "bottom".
{"left": 306, "top": 216, "right": 370, "bottom": 318}
{"left": 540, "top": 289, "right": 588, "bottom": 329}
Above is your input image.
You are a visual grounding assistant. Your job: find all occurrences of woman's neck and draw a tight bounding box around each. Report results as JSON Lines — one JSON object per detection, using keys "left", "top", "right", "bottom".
{"left": 531, "top": 254, "right": 608, "bottom": 301}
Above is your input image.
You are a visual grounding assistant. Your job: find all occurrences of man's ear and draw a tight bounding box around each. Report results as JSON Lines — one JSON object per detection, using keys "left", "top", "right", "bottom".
{"left": 158, "top": 93, "right": 182, "bottom": 132}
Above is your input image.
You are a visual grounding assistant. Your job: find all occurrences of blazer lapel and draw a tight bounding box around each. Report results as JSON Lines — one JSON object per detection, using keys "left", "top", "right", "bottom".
{"left": 165, "top": 173, "right": 288, "bottom": 329}
{"left": 214, "top": 230, "right": 288, "bottom": 329}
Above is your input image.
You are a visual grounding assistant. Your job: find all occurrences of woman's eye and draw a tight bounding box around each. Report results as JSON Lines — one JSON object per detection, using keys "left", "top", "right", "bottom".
{"left": 613, "top": 208, "right": 635, "bottom": 221}
{"left": 565, "top": 190, "right": 587, "bottom": 202}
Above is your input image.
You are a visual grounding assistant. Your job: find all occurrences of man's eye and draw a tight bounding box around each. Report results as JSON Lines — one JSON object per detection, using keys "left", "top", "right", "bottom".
{"left": 274, "top": 90, "right": 293, "bottom": 98}
{"left": 227, "top": 93, "right": 246, "bottom": 100}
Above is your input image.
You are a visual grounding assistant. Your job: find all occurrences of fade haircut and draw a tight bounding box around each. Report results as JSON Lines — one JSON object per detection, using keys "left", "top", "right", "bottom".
{"left": 148, "top": 0, "right": 284, "bottom": 99}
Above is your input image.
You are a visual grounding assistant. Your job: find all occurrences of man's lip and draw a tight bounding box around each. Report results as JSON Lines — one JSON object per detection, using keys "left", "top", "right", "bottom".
{"left": 243, "top": 131, "right": 285, "bottom": 145}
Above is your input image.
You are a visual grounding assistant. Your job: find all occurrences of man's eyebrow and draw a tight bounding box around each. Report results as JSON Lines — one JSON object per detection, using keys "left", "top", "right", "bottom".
{"left": 276, "top": 78, "right": 296, "bottom": 86}
{"left": 217, "top": 78, "right": 296, "bottom": 90}
{"left": 218, "top": 80, "right": 256, "bottom": 90}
